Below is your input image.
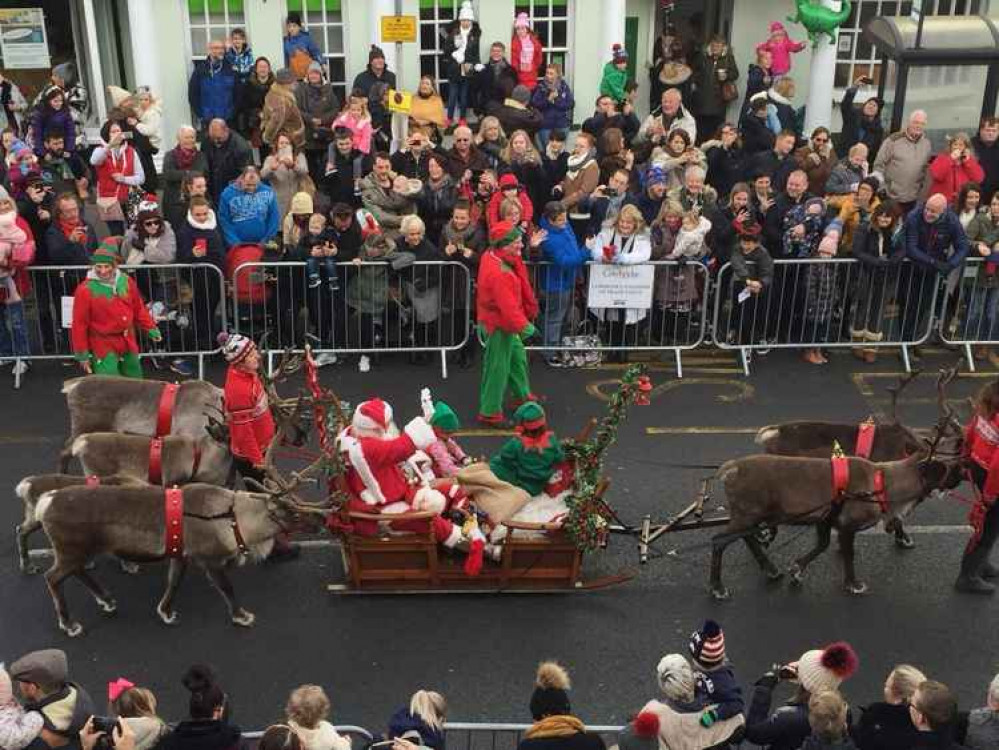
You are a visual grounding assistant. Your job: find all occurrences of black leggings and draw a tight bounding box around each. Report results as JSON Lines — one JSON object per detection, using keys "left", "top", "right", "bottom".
{"left": 961, "top": 462, "right": 999, "bottom": 577}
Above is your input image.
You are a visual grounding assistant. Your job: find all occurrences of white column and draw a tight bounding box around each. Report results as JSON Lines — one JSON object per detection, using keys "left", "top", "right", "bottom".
{"left": 602, "top": 0, "right": 627, "bottom": 68}
{"left": 370, "top": 0, "right": 398, "bottom": 73}
{"left": 126, "top": 0, "right": 162, "bottom": 94}
{"left": 803, "top": 0, "right": 840, "bottom": 134}
{"left": 81, "top": 0, "right": 107, "bottom": 124}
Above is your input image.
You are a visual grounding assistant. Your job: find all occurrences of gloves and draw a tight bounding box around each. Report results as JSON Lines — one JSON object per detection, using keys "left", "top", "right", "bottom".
{"left": 520, "top": 322, "right": 536, "bottom": 340}
{"left": 474, "top": 63, "right": 484, "bottom": 72}
{"left": 675, "top": 255, "right": 688, "bottom": 267}
{"left": 755, "top": 668, "right": 779, "bottom": 689}
{"left": 699, "top": 709, "right": 718, "bottom": 728}
{"left": 935, "top": 259, "right": 951, "bottom": 275}
{"left": 147, "top": 328, "right": 162, "bottom": 342}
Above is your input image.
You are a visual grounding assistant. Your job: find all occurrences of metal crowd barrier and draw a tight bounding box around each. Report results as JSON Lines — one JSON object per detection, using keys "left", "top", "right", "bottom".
{"left": 243, "top": 725, "right": 372, "bottom": 749}
{"left": 938, "top": 258, "right": 999, "bottom": 371}
{"left": 712, "top": 258, "right": 942, "bottom": 375}
{"left": 517, "top": 260, "right": 709, "bottom": 378}
{"left": 7, "top": 263, "right": 227, "bottom": 386}
{"left": 230, "top": 260, "right": 472, "bottom": 379}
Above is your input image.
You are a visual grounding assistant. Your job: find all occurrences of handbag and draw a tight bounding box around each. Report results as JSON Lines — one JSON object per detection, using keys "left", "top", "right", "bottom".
{"left": 721, "top": 81, "right": 739, "bottom": 103}
{"left": 96, "top": 196, "right": 125, "bottom": 224}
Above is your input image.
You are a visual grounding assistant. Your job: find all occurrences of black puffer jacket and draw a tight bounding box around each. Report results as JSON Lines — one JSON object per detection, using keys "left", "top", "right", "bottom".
{"left": 743, "top": 678, "right": 811, "bottom": 750}
{"left": 153, "top": 720, "right": 245, "bottom": 750}
{"left": 852, "top": 702, "right": 919, "bottom": 750}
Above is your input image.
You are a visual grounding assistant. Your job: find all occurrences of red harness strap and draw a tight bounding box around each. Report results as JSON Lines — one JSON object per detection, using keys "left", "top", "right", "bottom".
{"left": 873, "top": 470, "right": 888, "bottom": 514}
{"left": 855, "top": 419, "right": 876, "bottom": 460}
{"left": 85, "top": 475, "right": 101, "bottom": 487}
{"left": 149, "top": 438, "right": 164, "bottom": 485}
{"left": 164, "top": 487, "right": 184, "bottom": 558}
{"left": 191, "top": 443, "right": 202, "bottom": 479}
{"left": 156, "top": 383, "right": 180, "bottom": 437}
{"left": 831, "top": 456, "right": 851, "bottom": 501}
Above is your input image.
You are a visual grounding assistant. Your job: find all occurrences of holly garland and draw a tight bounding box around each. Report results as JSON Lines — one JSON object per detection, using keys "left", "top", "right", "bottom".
{"left": 561, "top": 364, "right": 650, "bottom": 550}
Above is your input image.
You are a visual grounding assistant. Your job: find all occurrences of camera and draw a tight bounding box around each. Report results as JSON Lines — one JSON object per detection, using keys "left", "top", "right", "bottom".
{"left": 776, "top": 664, "right": 798, "bottom": 680}
{"left": 605, "top": 188, "right": 617, "bottom": 197}
{"left": 91, "top": 717, "right": 121, "bottom": 749}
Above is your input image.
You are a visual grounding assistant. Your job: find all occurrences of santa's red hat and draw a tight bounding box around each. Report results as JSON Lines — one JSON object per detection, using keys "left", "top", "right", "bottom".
{"left": 352, "top": 398, "right": 393, "bottom": 435}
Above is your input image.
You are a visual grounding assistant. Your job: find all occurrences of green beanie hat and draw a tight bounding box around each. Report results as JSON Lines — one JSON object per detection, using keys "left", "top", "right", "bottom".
{"left": 513, "top": 401, "right": 546, "bottom": 429}
{"left": 91, "top": 238, "right": 122, "bottom": 265}
{"left": 430, "top": 401, "right": 461, "bottom": 433}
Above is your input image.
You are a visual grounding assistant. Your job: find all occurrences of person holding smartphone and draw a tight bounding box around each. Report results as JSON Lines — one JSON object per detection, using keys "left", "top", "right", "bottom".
{"left": 840, "top": 73, "right": 885, "bottom": 165}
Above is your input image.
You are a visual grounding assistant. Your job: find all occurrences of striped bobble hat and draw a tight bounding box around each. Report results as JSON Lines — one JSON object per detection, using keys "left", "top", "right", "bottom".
{"left": 217, "top": 331, "right": 255, "bottom": 364}
{"left": 689, "top": 619, "right": 725, "bottom": 669}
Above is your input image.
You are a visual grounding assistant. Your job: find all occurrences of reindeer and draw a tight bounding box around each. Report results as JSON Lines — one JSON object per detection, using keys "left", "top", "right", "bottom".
{"left": 15, "top": 474, "right": 144, "bottom": 574}
{"left": 709, "top": 373, "right": 965, "bottom": 600}
{"left": 71, "top": 433, "right": 233, "bottom": 487}
{"left": 754, "top": 370, "right": 928, "bottom": 548}
{"left": 35, "top": 444, "right": 330, "bottom": 637}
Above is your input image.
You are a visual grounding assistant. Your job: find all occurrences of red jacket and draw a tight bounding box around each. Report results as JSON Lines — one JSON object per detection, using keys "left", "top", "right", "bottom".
{"left": 224, "top": 366, "right": 275, "bottom": 466}
{"left": 476, "top": 248, "right": 538, "bottom": 334}
{"left": 94, "top": 145, "right": 138, "bottom": 203}
{"left": 340, "top": 429, "right": 419, "bottom": 507}
{"left": 967, "top": 413, "right": 999, "bottom": 498}
{"left": 510, "top": 33, "right": 543, "bottom": 90}
{"left": 71, "top": 273, "right": 157, "bottom": 360}
{"left": 486, "top": 188, "right": 534, "bottom": 229}
{"left": 928, "top": 152, "right": 985, "bottom": 207}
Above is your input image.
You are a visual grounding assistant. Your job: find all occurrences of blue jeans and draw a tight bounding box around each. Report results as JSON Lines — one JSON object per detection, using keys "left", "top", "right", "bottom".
{"left": 307, "top": 256, "right": 337, "bottom": 281}
{"left": 537, "top": 129, "right": 553, "bottom": 152}
{"left": 0, "top": 301, "right": 30, "bottom": 357}
{"left": 447, "top": 77, "right": 470, "bottom": 120}
{"left": 539, "top": 288, "right": 572, "bottom": 360}
{"left": 966, "top": 285, "right": 999, "bottom": 341}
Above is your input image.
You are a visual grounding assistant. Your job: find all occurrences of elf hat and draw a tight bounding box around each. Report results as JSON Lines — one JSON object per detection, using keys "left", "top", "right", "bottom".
{"left": 430, "top": 402, "right": 460, "bottom": 433}
{"left": 92, "top": 238, "right": 122, "bottom": 265}
{"left": 796, "top": 642, "right": 859, "bottom": 694}
{"left": 689, "top": 619, "right": 726, "bottom": 668}
{"left": 458, "top": 1, "right": 475, "bottom": 21}
{"left": 513, "top": 401, "right": 546, "bottom": 430}
{"left": 217, "top": 331, "right": 255, "bottom": 364}
{"left": 352, "top": 398, "right": 394, "bottom": 434}
{"left": 498, "top": 173, "right": 520, "bottom": 190}
{"left": 489, "top": 220, "right": 521, "bottom": 249}
{"left": 136, "top": 195, "right": 162, "bottom": 224}
{"left": 612, "top": 43, "right": 629, "bottom": 64}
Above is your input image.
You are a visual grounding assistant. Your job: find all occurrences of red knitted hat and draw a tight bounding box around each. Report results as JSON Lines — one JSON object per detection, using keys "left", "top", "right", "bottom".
{"left": 498, "top": 173, "right": 519, "bottom": 190}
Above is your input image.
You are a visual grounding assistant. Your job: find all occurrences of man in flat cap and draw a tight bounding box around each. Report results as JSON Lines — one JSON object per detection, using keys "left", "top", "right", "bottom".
{"left": 9, "top": 649, "right": 93, "bottom": 750}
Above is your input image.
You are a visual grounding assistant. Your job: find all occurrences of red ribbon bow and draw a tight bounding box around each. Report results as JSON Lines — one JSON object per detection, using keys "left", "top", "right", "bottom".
{"left": 108, "top": 678, "right": 135, "bottom": 703}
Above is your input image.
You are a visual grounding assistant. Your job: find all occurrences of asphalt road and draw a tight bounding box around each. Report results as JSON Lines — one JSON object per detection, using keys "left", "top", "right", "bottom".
{"left": 1, "top": 347, "right": 996, "bottom": 734}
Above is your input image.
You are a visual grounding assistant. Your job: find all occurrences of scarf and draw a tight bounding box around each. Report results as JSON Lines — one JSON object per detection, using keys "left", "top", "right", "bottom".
{"left": 523, "top": 716, "right": 585, "bottom": 740}
{"left": 57, "top": 216, "right": 82, "bottom": 239}
{"left": 173, "top": 146, "right": 198, "bottom": 171}
{"left": 565, "top": 150, "right": 594, "bottom": 181}
{"left": 516, "top": 427, "right": 555, "bottom": 452}
{"left": 187, "top": 208, "right": 217, "bottom": 231}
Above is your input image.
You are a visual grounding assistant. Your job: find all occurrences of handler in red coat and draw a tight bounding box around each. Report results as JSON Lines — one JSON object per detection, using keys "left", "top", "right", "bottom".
{"left": 959, "top": 378, "right": 999, "bottom": 593}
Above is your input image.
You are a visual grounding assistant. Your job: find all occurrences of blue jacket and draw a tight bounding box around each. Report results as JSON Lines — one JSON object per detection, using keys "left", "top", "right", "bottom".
{"left": 539, "top": 217, "right": 589, "bottom": 293}
{"left": 386, "top": 708, "right": 444, "bottom": 750}
{"left": 188, "top": 57, "right": 236, "bottom": 122}
{"left": 903, "top": 203, "right": 970, "bottom": 271}
{"left": 694, "top": 663, "right": 744, "bottom": 721}
{"left": 530, "top": 79, "right": 575, "bottom": 131}
{"left": 218, "top": 182, "right": 280, "bottom": 247}
{"left": 284, "top": 30, "right": 322, "bottom": 67}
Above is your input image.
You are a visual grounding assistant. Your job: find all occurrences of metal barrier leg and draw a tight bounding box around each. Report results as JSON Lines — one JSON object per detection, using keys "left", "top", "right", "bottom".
{"left": 13, "top": 357, "right": 22, "bottom": 390}
{"left": 900, "top": 345, "right": 911, "bottom": 375}
{"left": 197, "top": 354, "right": 205, "bottom": 380}
{"left": 739, "top": 348, "right": 751, "bottom": 377}
{"left": 440, "top": 350, "right": 448, "bottom": 380}
{"left": 674, "top": 349, "right": 683, "bottom": 379}
{"left": 965, "top": 343, "right": 976, "bottom": 373}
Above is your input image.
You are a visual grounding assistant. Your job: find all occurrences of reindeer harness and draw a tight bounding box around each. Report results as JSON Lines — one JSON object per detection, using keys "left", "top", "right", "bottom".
{"left": 148, "top": 439, "right": 202, "bottom": 485}
{"left": 831, "top": 456, "right": 888, "bottom": 514}
{"left": 855, "top": 419, "right": 876, "bottom": 460}
{"left": 163, "top": 488, "right": 250, "bottom": 559}
{"left": 156, "top": 383, "right": 180, "bottom": 437}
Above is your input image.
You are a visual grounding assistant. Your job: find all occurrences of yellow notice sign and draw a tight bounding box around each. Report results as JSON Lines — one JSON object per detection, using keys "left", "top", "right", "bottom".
{"left": 381, "top": 15, "right": 417, "bottom": 43}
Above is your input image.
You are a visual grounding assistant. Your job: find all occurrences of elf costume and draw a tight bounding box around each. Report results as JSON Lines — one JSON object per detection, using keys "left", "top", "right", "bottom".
{"left": 220, "top": 332, "right": 274, "bottom": 467}
{"left": 423, "top": 395, "right": 472, "bottom": 478}
{"left": 490, "top": 402, "right": 564, "bottom": 496}
{"left": 71, "top": 240, "right": 160, "bottom": 377}
{"left": 476, "top": 220, "right": 540, "bottom": 425}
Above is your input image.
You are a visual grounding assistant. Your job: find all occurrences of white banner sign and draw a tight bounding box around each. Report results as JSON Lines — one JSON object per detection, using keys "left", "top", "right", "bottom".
{"left": 0, "top": 9, "right": 50, "bottom": 70}
{"left": 586, "top": 264, "right": 655, "bottom": 309}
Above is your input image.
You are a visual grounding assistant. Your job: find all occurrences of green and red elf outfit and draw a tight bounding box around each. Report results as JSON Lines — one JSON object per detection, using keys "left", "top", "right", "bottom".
{"left": 489, "top": 401, "right": 564, "bottom": 496}
{"left": 476, "top": 220, "right": 540, "bottom": 425}
{"left": 71, "top": 240, "right": 160, "bottom": 377}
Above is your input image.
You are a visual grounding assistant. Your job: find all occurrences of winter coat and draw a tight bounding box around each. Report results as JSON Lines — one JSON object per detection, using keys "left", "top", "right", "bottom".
{"left": 794, "top": 144, "right": 837, "bottom": 196}
{"left": 45, "top": 222, "right": 98, "bottom": 265}
{"left": 476, "top": 248, "right": 538, "bottom": 334}
{"left": 731, "top": 245, "right": 774, "bottom": 288}
{"left": 417, "top": 175, "right": 458, "bottom": 243}
{"left": 702, "top": 141, "right": 745, "bottom": 200}
{"left": 442, "top": 21, "right": 482, "bottom": 81}
{"left": 91, "top": 143, "right": 144, "bottom": 203}
{"left": 639, "top": 698, "right": 744, "bottom": 750}
{"left": 475, "top": 58, "right": 519, "bottom": 112}
{"left": 636, "top": 105, "right": 698, "bottom": 146}
{"left": 359, "top": 173, "right": 414, "bottom": 235}
{"left": 560, "top": 157, "right": 600, "bottom": 212}
{"left": 581, "top": 111, "right": 640, "bottom": 145}
{"left": 283, "top": 30, "right": 322, "bottom": 71}
{"left": 851, "top": 701, "right": 919, "bottom": 750}
{"left": 973, "top": 135, "right": 999, "bottom": 201}
{"left": 539, "top": 216, "right": 588, "bottom": 293}
{"left": 295, "top": 81, "right": 340, "bottom": 152}
{"left": 903, "top": 203, "right": 970, "bottom": 271}
{"left": 16, "top": 195, "right": 52, "bottom": 263}
{"left": 289, "top": 721, "right": 350, "bottom": 750}
{"left": 122, "top": 717, "right": 168, "bottom": 750}
{"left": 29, "top": 105, "right": 75, "bottom": 156}
{"left": 445, "top": 145, "right": 491, "bottom": 182}
{"left": 766, "top": 88, "right": 799, "bottom": 138}
{"left": 236, "top": 73, "right": 273, "bottom": 141}
{"left": 516, "top": 723, "right": 605, "bottom": 750}
{"left": 667, "top": 185, "right": 718, "bottom": 214}
{"left": 0, "top": 703, "right": 42, "bottom": 750}
{"left": 351, "top": 66, "right": 397, "bottom": 130}
{"left": 747, "top": 150, "right": 797, "bottom": 193}
{"left": 651, "top": 147, "right": 705, "bottom": 192}
{"left": 261, "top": 151, "right": 312, "bottom": 221}
{"left": 224, "top": 45, "right": 254, "bottom": 80}
{"left": 531, "top": 79, "right": 574, "bottom": 131}
{"left": 800, "top": 737, "right": 857, "bottom": 750}
{"left": 690, "top": 47, "right": 739, "bottom": 117}
{"left": 586, "top": 226, "right": 652, "bottom": 324}
{"left": 905, "top": 731, "right": 969, "bottom": 750}
{"left": 161, "top": 147, "right": 209, "bottom": 231}
{"left": 391, "top": 148, "right": 436, "bottom": 181}
{"left": 741, "top": 113, "right": 775, "bottom": 156}
{"left": 599, "top": 62, "right": 629, "bottom": 105}
{"left": 964, "top": 211, "right": 999, "bottom": 287}
{"left": 153, "top": 719, "right": 244, "bottom": 750}
{"left": 826, "top": 157, "right": 868, "bottom": 196}
{"left": 510, "top": 32, "right": 544, "bottom": 90}
{"left": 123, "top": 223, "right": 178, "bottom": 265}
{"left": 962, "top": 707, "right": 999, "bottom": 750}
{"left": 485, "top": 99, "right": 543, "bottom": 139}
{"left": 828, "top": 193, "right": 879, "bottom": 252}
{"left": 23, "top": 682, "right": 95, "bottom": 750}
{"left": 332, "top": 112, "right": 373, "bottom": 155}
{"left": 324, "top": 146, "right": 370, "bottom": 207}
{"left": 624, "top": 189, "right": 665, "bottom": 228}
{"left": 387, "top": 708, "right": 444, "bottom": 750}
{"left": 758, "top": 35, "right": 806, "bottom": 77}
{"left": 873, "top": 131, "right": 933, "bottom": 204}
{"left": 218, "top": 182, "right": 280, "bottom": 246}
{"left": 744, "top": 678, "right": 809, "bottom": 750}
{"left": 740, "top": 64, "right": 773, "bottom": 123}
{"left": 928, "top": 151, "right": 986, "bottom": 207}
{"left": 204, "top": 131, "right": 253, "bottom": 203}
{"left": 765, "top": 191, "right": 813, "bottom": 256}
{"left": 486, "top": 186, "right": 533, "bottom": 229}
{"left": 176, "top": 208, "right": 226, "bottom": 271}
{"left": 134, "top": 100, "right": 163, "bottom": 150}
{"left": 409, "top": 93, "right": 446, "bottom": 131}
{"left": 840, "top": 86, "right": 884, "bottom": 161}
{"left": 261, "top": 83, "right": 305, "bottom": 148}
{"left": 188, "top": 56, "right": 237, "bottom": 123}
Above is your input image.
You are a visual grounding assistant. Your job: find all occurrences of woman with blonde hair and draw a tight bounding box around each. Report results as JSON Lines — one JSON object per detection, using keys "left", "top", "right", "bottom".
{"left": 286, "top": 685, "right": 351, "bottom": 750}
{"left": 805, "top": 690, "right": 854, "bottom": 750}
{"left": 853, "top": 664, "right": 926, "bottom": 750}
{"left": 387, "top": 690, "right": 447, "bottom": 750}
{"left": 767, "top": 76, "right": 798, "bottom": 136}
{"left": 475, "top": 116, "right": 507, "bottom": 170}
{"left": 109, "top": 684, "right": 168, "bottom": 750}
{"left": 501, "top": 129, "right": 545, "bottom": 210}
{"left": 409, "top": 75, "right": 447, "bottom": 137}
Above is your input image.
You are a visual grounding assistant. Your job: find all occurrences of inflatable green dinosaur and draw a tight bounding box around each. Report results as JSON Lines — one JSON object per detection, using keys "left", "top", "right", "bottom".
{"left": 788, "top": 0, "right": 853, "bottom": 47}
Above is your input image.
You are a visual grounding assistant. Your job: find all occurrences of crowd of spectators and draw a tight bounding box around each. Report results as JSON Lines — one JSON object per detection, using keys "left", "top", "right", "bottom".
{"left": 3, "top": 626, "right": 998, "bottom": 750}
{"left": 1, "top": 8, "right": 999, "bottom": 381}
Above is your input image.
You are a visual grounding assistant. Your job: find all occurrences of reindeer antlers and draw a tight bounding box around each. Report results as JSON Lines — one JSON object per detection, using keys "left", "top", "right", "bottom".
{"left": 886, "top": 369, "right": 921, "bottom": 423}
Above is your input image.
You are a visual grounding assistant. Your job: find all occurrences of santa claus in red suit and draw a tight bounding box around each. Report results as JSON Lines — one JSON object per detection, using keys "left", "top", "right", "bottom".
{"left": 338, "top": 398, "right": 490, "bottom": 575}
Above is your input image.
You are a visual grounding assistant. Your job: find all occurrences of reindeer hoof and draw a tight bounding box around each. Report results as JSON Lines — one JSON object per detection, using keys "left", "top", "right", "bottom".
{"left": 20, "top": 561, "right": 40, "bottom": 575}
{"left": 766, "top": 568, "right": 785, "bottom": 583}
{"left": 894, "top": 532, "right": 916, "bottom": 550}
{"left": 62, "top": 621, "right": 84, "bottom": 638}
{"left": 788, "top": 564, "right": 805, "bottom": 586}
{"left": 231, "top": 609, "right": 256, "bottom": 628}
{"left": 97, "top": 598, "right": 118, "bottom": 616}
{"left": 846, "top": 581, "right": 869, "bottom": 595}
{"left": 156, "top": 606, "right": 179, "bottom": 626}
{"left": 119, "top": 560, "right": 140, "bottom": 575}
{"left": 84, "top": 560, "right": 96, "bottom": 571}
{"left": 710, "top": 587, "right": 731, "bottom": 601}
